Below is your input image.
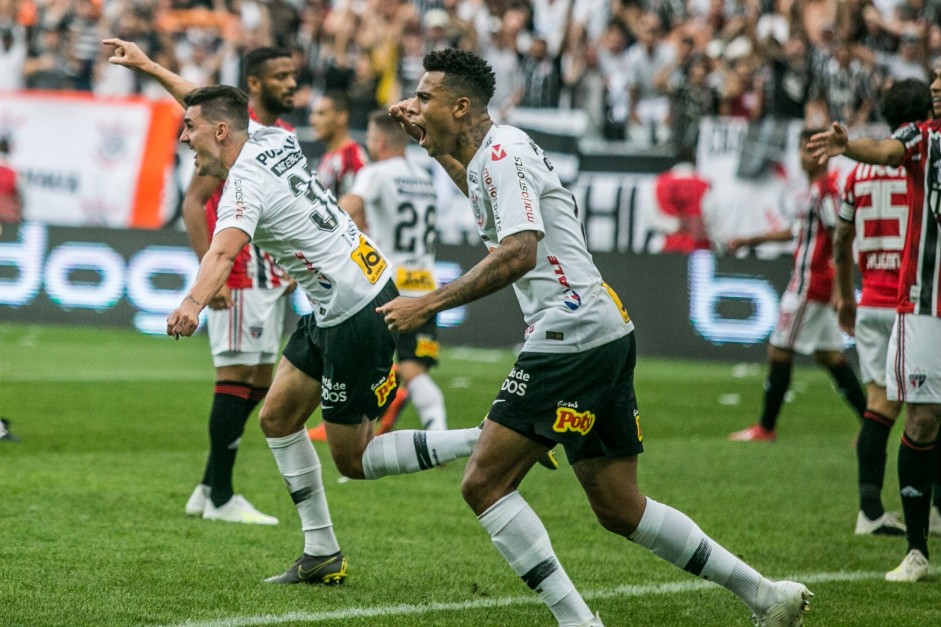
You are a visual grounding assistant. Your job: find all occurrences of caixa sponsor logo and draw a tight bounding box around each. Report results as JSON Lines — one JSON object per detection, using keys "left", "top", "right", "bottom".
{"left": 0, "top": 223, "right": 199, "bottom": 335}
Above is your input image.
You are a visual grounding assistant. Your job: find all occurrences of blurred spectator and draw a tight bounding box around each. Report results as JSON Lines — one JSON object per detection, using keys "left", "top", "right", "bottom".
{"left": 480, "top": 4, "right": 525, "bottom": 122}
{"left": 648, "top": 160, "right": 715, "bottom": 254}
{"left": 625, "top": 12, "right": 675, "bottom": 145}
{"left": 530, "top": 0, "right": 571, "bottom": 57}
{"left": 0, "top": 24, "right": 27, "bottom": 90}
{"left": 0, "top": 135, "right": 23, "bottom": 230}
{"left": 667, "top": 53, "right": 719, "bottom": 160}
{"left": 514, "top": 36, "right": 562, "bottom": 108}
{"left": 596, "top": 18, "right": 632, "bottom": 139}
{"left": 817, "top": 40, "right": 872, "bottom": 125}
{"left": 563, "top": 40, "right": 606, "bottom": 138}
{"left": 66, "top": 0, "right": 102, "bottom": 90}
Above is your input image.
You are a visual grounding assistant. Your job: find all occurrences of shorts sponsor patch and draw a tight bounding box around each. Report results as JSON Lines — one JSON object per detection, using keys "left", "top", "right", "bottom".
{"left": 372, "top": 367, "right": 397, "bottom": 406}
{"left": 395, "top": 267, "right": 435, "bottom": 292}
{"left": 415, "top": 336, "right": 439, "bottom": 359}
{"left": 552, "top": 407, "right": 595, "bottom": 435}
{"left": 351, "top": 235, "right": 387, "bottom": 284}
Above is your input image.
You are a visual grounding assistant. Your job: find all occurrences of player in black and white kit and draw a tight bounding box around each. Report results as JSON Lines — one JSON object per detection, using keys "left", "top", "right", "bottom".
{"left": 341, "top": 110, "right": 447, "bottom": 432}
{"left": 105, "top": 38, "right": 485, "bottom": 586}
{"left": 380, "top": 48, "right": 811, "bottom": 627}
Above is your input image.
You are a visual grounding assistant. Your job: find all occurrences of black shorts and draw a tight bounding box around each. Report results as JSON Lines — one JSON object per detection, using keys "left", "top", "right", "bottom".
{"left": 396, "top": 315, "right": 439, "bottom": 368}
{"left": 281, "top": 281, "right": 399, "bottom": 425}
{"left": 486, "top": 333, "right": 643, "bottom": 465}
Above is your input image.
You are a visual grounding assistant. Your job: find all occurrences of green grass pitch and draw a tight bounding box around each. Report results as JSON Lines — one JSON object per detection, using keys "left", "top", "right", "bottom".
{"left": 1, "top": 323, "right": 939, "bottom": 626}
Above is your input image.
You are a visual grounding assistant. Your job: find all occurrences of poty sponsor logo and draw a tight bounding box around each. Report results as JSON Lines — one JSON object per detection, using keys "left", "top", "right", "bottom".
{"left": 373, "top": 368, "right": 398, "bottom": 405}
{"left": 553, "top": 407, "right": 595, "bottom": 435}
{"left": 415, "top": 336, "right": 440, "bottom": 359}
{"left": 491, "top": 144, "right": 507, "bottom": 161}
{"left": 514, "top": 157, "right": 536, "bottom": 223}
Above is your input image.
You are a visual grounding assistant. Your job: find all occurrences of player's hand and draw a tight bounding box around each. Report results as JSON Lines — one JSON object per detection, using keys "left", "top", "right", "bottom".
{"left": 166, "top": 308, "right": 199, "bottom": 339}
{"left": 208, "top": 284, "right": 233, "bottom": 310}
{"left": 726, "top": 237, "right": 748, "bottom": 252}
{"left": 389, "top": 99, "right": 422, "bottom": 143}
{"left": 102, "top": 38, "right": 152, "bottom": 71}
{"left": 283, "top": 277, "right": 298, "bottom": 295}
{"left": 807, "top": 122, "right": 848, "bottom": 165}
{"left": 376, "top": 295, "right": 431, "bottom": 334}
{"left": 836, "top": 297, "right": 856, "bottom": 336}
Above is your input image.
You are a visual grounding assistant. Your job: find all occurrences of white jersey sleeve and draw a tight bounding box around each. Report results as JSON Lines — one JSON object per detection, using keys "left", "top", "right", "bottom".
{"left": 215, "top": 127, "right": 390, "bottom": 326}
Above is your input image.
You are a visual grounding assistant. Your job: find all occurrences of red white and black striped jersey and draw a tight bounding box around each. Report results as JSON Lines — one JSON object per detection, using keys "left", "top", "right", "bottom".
{"left": 205, "top": 109, "right": 293, "bottom": 290}
{"left": 891, "top": 120, "right": 941, "bottom": 317}
{"left": 786, "top": 172, "right": 841, "bottom": 303}
{"left": 315, "top": 139, "right": 368, "bottom": 200}
{"left": 839, "top": 163, "right": 908, "bottom": 309}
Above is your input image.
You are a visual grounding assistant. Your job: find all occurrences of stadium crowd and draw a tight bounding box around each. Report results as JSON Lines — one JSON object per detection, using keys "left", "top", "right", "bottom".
{"left": 1, "top": 0, "right": 940, "bottom": 155}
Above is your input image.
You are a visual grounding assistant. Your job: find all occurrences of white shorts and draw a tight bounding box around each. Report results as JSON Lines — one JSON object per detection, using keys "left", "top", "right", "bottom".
{"left": 855, "top": 306, "right": 895, "bottom": 387}
{"left": 769, "top": 292, "right": 844, "bottom": 355}
{"left": 887, "top": 313, "right": 941, "bottom": 403}
{"left": 206, "top": 287, "right": 288, "bottom": 367}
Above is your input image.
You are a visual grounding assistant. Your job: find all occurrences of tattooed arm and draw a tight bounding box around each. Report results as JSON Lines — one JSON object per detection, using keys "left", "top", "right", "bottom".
{"left": 377, "top": 231, "right": 538, "bottom": 333}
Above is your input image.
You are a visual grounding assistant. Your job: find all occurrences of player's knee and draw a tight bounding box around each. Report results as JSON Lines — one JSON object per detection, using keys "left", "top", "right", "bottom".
{"left": 460, "top": 472, "right": 494, "bottom": 515}
{"left": 591, "top": 502, "right": 641, "bottom": 537}
{"left": 332, "top": 453, "right": 366, "bottom": 480}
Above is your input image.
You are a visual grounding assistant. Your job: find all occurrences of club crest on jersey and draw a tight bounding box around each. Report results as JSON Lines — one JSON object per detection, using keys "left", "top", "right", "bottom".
{"left": 553, "top": 407, "right": 595, "bottom": 435}
{"left": 249, "top": 325, "right": 263, "bottom": 339}
{"left": 491, "top": 144, "right": 507, "bottom": 161}
{"left": 562, "top": 288, "right": 581, "bottom": 311}
{"left": 909, "top": 373, "right": 927, "bottom": 390}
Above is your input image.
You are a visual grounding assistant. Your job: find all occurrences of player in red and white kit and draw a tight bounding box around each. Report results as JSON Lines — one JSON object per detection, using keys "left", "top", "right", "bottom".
{"left": 810, "top": 61, "right": 941, "bottom": 582}
{"left": 179, "top": 48, "right": 298, "bottom": 525}
{"left": 833, "top": 79, "right": 931, "bottom": 537}
{"left": 728, "top": 128, "right": 867, "bottom": 442}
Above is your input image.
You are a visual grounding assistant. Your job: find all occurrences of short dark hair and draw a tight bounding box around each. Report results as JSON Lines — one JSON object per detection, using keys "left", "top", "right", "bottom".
{"left": 244, "top": 47, "right": 292, "bottom": 79}
{"left": 368, "top": 109, "right": 408, "bottom": 146}
{"left": 321, "top": 89, "right": 352, "bottom": 116}
{"left": 183, "top": 85, "right": 250, "bottom": 132}
{"left": 423, "top": 48, "right": 496, "bottom": 109}
{"left": 882, "top": 78, "right": 931, "bottom": 130}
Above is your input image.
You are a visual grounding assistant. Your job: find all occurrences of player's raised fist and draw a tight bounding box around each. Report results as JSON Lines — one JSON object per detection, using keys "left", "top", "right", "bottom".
{"left": 389, "top": 99, "right": 421, "bottom": 143}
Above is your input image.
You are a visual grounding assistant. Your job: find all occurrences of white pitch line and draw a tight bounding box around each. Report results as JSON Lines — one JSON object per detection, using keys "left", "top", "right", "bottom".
{"left": 165, "top": 567, "right": 935, "bottom": 627}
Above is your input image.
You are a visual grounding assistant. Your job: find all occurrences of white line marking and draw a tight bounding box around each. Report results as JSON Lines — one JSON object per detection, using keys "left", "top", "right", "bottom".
{"left": 164, "top": 567, "right": 937, "bottom": 627}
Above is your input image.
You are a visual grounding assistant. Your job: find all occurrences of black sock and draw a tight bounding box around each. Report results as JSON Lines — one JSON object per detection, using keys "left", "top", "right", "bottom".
{"left": 246, "top": 386, "right": 269, "bottom": 417}
{"left": 759, "top": 361, "right": 792, "bottom": 431}
{"left": 208, "top": 381, "right": 252, "bottom": 507}
{"left": 934, "top": 430, "right": 941, "bottom": 510}
{"left": 827, "top": 360, "right": 867, "bottom": 420}
{"left": 858, "top": 410, "right": 894, "bottom": 519}
{"left": 898, "top": 433, "right": 935, "bottom": 557}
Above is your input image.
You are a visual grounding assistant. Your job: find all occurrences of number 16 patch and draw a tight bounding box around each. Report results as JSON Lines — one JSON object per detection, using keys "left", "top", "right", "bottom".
{"left": 351, "top": 235, "right": 388, "bottom": 284}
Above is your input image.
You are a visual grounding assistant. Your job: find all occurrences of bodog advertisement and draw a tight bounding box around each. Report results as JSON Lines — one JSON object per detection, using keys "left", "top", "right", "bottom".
{"left": 0, "top": 224, "right": 799, "bottom": 361}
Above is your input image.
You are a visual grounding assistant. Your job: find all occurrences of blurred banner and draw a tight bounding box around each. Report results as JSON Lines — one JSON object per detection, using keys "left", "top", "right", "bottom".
{"left": 0, "top": 224, "right": 802, "bottom": 361}
{"left": 0, "top": 92, "right": 181, "bottom": 228}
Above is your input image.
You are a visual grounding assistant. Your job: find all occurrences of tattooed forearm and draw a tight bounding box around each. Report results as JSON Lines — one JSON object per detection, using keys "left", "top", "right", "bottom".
{"left": 435, "top": 156, "right": 469, "bottom": 196}
{"left": 430, "top": 232, "right": 537, "bottom": 311}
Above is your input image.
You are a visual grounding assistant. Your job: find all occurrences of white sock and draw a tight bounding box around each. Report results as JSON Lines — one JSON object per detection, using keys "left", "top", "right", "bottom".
{"left": 267, "top": 429, "right": 340, "bottom": 556}
{"left": 361, "top": 427, "right": 479, "bottom": 479}
{"left": 479, "top": 492, "right": 594, "bottom": 626}
{"left": 629, "top": 498, "right": 766, "bottom": 610}
{"left": 407, "top": 373, "right": 447, "bottom": 430}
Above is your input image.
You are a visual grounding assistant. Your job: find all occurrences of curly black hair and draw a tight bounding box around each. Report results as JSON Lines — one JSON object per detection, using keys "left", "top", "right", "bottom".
{"left": 423, "top": 48, "right": 496, "bottom": 109}
{"left": 881, "top": 78, "right": 931, "bottom": 130}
